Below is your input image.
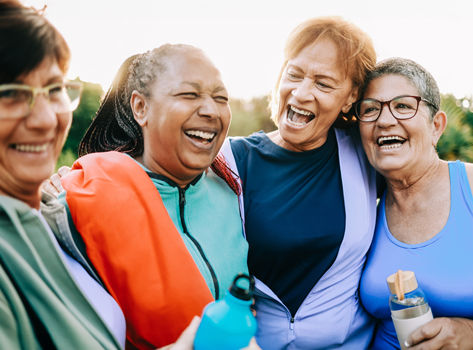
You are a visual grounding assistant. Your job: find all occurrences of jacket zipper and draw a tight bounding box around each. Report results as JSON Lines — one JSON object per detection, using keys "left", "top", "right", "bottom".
{"left": 178, "top": 187, "right": 220, "bottom": 299}
{"left": 255, "top": 285, "right": 296, "bottom": 331}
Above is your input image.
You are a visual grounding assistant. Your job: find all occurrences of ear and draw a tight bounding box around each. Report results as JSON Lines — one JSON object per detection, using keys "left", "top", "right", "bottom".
{"left": 431, "top": 110, "right": 447, "bottom": 146}
{"left": 131, "top": 90, "right": 148, "bottom": 127}
{"left": 341, "top": 88, "right": 358, "bottom": 114}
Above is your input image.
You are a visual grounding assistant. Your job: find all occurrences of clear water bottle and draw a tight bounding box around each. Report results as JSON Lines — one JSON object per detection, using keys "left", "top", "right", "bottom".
{"left": 387, "top": 270, "right": 433, "bottom": 350}
{"left": 194, "top": 273, "right": 257, "bottom": 350}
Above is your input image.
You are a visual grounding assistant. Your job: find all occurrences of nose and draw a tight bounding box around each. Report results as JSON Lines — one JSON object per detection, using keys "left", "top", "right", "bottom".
{"left": 25, "top": 94, "right": 58, "bottom": 130}
{"left": 290, "top": 78, "right": 313, "bottom": 103}
{"left": 376, "top": 102, "right": 397, "bottom": 127}
{"left": 198, "top": 96, "right": 219, "bottom": 119}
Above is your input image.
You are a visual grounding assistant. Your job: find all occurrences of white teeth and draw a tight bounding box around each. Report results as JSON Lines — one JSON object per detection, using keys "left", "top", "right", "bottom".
{"left": 381, "top": 144, "right": 402, "bottom": 149}
{"left": 14, "top": 144, "right": 48, "bottom": 152}
{"left": 185, "top": 130, "right": 216, "bottom": 140}
{"left": 377, "top": 136, "right": 406, "bottom": 145}
{"left": 290, "top": 105, "right": 313, "bottom": 116}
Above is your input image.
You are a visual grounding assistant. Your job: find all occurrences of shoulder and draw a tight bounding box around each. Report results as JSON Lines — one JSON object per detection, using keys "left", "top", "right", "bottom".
{"left": 204, "top": 169, "right": 238, "bottom": 198}
{"left": 228, "top": 132, "right": 267, "bottom": 168}
{"left": 229, "top": 131, "right": 267, "bottom": 151}
{"left": 463, "top": 162, "right": 473, "bottom": 189}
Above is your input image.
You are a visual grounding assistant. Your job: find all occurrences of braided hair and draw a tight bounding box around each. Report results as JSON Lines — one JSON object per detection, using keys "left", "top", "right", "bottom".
{"left": 78, "top": 44, "right": 241, "bottom": 195}
{"left": 78, "top": 53, "right": 143, "bottom": 157}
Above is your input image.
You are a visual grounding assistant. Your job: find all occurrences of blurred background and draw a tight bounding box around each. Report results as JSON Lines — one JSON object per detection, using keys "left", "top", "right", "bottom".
{"left": 22, "top": 0, "right": 473, "bottom": 166}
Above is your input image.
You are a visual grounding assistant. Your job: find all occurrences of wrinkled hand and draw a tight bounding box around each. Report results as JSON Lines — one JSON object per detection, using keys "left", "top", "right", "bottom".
{"left": 41, "top": 166, "right": 71, "bottom": 197}
{"left": 406, "top": 317, "right": 473, "bottom": 349}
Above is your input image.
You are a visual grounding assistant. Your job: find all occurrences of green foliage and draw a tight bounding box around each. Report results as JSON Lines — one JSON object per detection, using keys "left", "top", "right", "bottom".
{"left": 57, "top": 83, "right": 473, "bottom": 165}
{"left": 63, "top": 79, "right": 104, "bottom": 156}
{"left": 57, "top": 78, "right": 103, "bottom": 168}
{"left": 56, "top": 148, "right": 76, "bottom": 169}
{"left": 437, "top": 95, "right": 473, "bottom": 162}
{"left": 228, "top": 95, "right": 276, "bottom": 137}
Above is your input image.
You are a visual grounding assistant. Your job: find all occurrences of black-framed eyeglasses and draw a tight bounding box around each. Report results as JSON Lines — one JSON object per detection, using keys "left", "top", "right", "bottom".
{"left": 0, "top": 81, "right": 82, "bottom": 120}
{"left": 354, "top": 95, "right": 438, "bottom": 122}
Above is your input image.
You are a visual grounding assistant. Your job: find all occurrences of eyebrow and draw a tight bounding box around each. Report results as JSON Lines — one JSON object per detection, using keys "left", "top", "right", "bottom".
{"left": 181, "top": 81, "right": 227, "bottom": 95}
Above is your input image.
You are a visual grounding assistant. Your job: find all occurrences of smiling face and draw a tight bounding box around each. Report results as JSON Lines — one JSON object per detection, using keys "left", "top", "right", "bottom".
{"left": 0, "top": 57, "right": 72, "bottom": 207}
{"left": 359, "top": 74, "right": 444, "bottom": 179}
{"left": 132, "top": 49, "right": 231, "bottom": 186}
{"left": 275, "top": 38, "right": 357, "bottom": 151}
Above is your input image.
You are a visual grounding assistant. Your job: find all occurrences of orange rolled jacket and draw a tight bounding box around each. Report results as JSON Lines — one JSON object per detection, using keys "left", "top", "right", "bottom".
{"left": 62, "top": 151, "right": 213, "bottom": 349}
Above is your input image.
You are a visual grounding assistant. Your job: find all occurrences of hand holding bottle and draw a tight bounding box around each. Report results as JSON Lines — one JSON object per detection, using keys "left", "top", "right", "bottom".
{"left": 158, "top": 316, "right": 261, "bottom": 350}
{"left": 387, "top": 270, "right": 433, "bottom": 349}
{"left": 404, "top": 317, "right": 473, "bottom": 349}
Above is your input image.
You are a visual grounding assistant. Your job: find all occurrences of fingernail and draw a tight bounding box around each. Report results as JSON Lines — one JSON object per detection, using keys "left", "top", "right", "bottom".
{"left": 404, "top": 340, "right": 411, "bottom": 348}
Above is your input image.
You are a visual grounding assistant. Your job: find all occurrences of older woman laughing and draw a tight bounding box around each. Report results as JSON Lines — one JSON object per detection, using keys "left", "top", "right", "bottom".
{"left": 359, "top": 58, "right": 473, "bottom": 349}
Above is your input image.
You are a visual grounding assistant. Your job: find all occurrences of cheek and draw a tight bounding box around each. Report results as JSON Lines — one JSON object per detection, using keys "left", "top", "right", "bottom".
{"left": 0, "top": 121, "right": 18, "bottom": 145}
{"left": 57, "top": 113, "right": 72, "bottom": 142}
{"left": 221, "top": 107, "right": 231, "bottom": 130}
{"left": 359, "top": 125, "right": 375, "bottom": 149}
{"left": 278, "top": 78, "right": 293, "bottom": 100}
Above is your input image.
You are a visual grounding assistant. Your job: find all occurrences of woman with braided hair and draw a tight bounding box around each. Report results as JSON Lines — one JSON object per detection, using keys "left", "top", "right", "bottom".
{"left": 42, "top": 44, "right": 253, "bottom": 349}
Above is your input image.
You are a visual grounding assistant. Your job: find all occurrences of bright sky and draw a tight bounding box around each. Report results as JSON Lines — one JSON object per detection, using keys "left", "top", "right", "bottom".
{"left": 24, "top": 0, "right": 473, "bottom": 100}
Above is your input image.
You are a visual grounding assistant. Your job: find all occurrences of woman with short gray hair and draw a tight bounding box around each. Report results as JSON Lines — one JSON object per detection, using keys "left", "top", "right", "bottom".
{"left": 359, "top": 57, "right": 473, "bottom": 349}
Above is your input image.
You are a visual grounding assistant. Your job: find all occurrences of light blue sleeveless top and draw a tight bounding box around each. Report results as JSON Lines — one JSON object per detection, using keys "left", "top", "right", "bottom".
{"left": 360, "top": 161, "right": 473, "bottom": 349}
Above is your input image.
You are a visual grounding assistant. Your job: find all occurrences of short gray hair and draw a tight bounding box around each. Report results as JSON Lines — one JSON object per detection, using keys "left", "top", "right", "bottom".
{"left": 364, "top": 57, "right": 440, "bottom": 118}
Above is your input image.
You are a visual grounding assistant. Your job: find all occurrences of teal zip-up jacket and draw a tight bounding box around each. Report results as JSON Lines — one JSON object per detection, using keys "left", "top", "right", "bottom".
{"left": 133, "top": 162, "right": 249, "bottom": 299}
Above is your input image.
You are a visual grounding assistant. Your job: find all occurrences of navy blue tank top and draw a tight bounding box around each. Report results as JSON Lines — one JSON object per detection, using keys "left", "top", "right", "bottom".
{"left": 230, "top": 129, "right": 345, "bottom": 316}
{"left": 360, "top": 161, "right": 473, "bottom": 349}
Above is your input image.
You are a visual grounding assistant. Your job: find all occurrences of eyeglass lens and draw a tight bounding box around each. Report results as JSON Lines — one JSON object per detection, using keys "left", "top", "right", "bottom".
{"left": 0, "top": 82, "right": 81, "bottom": 119}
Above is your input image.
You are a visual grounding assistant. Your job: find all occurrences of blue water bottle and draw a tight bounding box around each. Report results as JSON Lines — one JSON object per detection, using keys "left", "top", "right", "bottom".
{"left": 194, "top": 273, "right": 257, "bottom": 350}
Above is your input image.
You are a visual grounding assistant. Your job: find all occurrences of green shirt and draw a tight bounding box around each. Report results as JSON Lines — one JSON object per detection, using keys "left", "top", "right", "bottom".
{"left": 0, "top": 196, "right": 121, "bottom": 350}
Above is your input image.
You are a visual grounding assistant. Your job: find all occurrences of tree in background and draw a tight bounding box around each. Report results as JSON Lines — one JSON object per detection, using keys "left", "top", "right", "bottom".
{"left": 437, "top": 94, "right": 473, "bottom": 162}
{"left": 57, "top": 79, "right": 104, "bottom": 168}
{"left": 229, "top": 95, "right": 276, "bottom": 136}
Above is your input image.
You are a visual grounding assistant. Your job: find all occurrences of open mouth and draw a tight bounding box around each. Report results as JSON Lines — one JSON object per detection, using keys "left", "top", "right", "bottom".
{"left": 184, "top": 129, "right": 217, "bottom": 145}
{"left": 10, "top": 143, "right": 49, "bottom": 152}
{"left": 287, "top": 105, "right": 315, "bottom": 126}
{"left": 377, "top": 136, "right": 406, "bottom": 149}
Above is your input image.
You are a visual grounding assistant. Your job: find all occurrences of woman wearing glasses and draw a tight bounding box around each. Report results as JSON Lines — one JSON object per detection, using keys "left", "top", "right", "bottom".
{"left": 0, "top": 1, "right": 127, "bottom": 348}
{"left": 358, "top": 58, "right": 473, "bottom": 349}
{"left": 1, "top": 2, "right": 215, "bottom": 349}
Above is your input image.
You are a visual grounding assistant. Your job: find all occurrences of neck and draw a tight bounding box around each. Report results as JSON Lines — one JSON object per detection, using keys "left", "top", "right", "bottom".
{"left": 0, "top": 186, "right": 41, "bottom": 209}
{"left": 385, "top": 157, "right": 446, "bottom": 205}
{"left": 135, "top": 155, "right": 199, "bottom": 189}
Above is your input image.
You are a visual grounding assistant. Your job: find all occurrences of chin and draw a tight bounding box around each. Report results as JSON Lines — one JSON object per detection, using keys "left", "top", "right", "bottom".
{"left": 20, "top": 164, "right": 55, "bottom": 186}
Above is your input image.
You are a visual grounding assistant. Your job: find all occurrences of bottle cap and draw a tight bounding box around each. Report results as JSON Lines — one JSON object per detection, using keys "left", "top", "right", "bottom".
{"left": 387, "top": 270, "right": 418, "bottom": 295}
{"left": 229, "top": 273, "right": 255, "bottom": 301}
